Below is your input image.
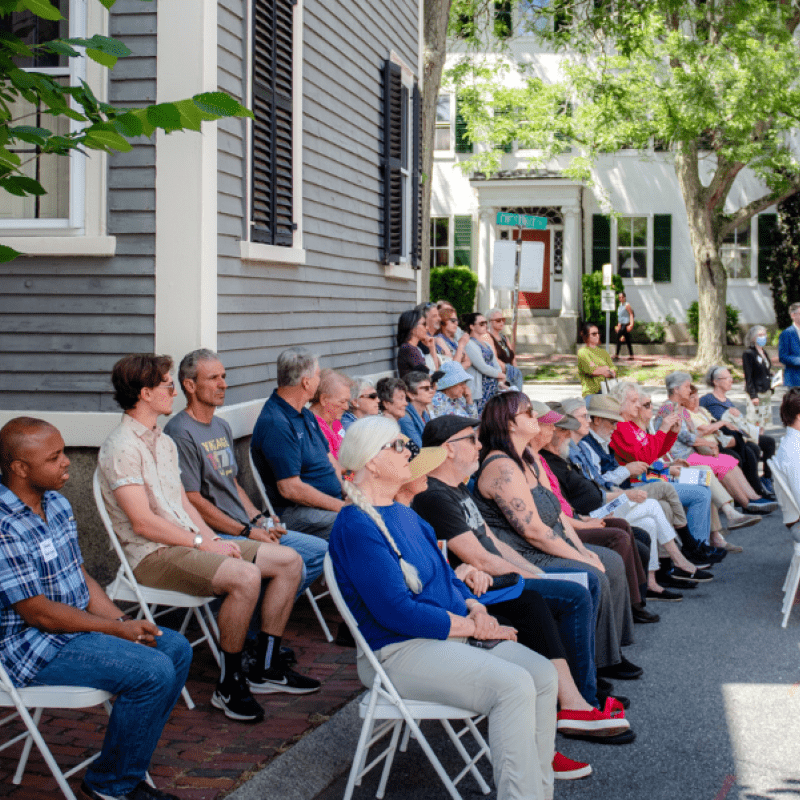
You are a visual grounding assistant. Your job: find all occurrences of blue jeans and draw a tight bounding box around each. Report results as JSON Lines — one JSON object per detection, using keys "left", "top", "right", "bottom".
{"left": 672, "top": 483, "right": 712, "bottom": 545}
{"left": 525, "top": 570, "right": 600, "bottom": 707}
{"left": 30, "top": 628, "right": 191, "bottom": 795}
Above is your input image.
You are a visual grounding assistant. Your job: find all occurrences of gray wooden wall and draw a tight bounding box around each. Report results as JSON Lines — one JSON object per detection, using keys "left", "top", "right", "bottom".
{"left": 216, "top": 0, "right": 419, "bottom": 405}
{"left": 0, "top": 0, "right": 156, "bottom": 413}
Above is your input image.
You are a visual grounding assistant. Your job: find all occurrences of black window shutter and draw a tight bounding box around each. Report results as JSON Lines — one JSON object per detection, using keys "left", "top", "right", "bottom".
{"left": 592, "top": 214, "right": 611, "bottom": 272}
{"left": 454, "top": 95, "right": 473, "bottom": 154}
{"left": 252, "top": 0, "right": 294, "bottom": 247}
{"left": 653, "top": 214, "right": 671, "bottom": 282}
{"left": 383, "top": 60, "right": 403, "bottom": 264}
{"left": 757, "top": 213, "right": 778, "bottom": 284}
{"left": 410, "top": 82, "right": 422, "bottom": 269}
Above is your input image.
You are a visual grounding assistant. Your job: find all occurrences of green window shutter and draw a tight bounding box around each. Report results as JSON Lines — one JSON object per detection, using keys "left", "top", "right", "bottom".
{"left": 592, "top": 214, "right": 611, "bottom": 272}
{"left": 455, "top": 96, "right": 472, "bottom": 154}
{"left": 453, "top": 215, "right": 473, "bottom": 268}
{"left": 494, "top": 1, "right": 512, "bottom": 38}
{"left": 758, "top": 213, "right": 778, "bottom": 284}
{"left": 653, "top": 214, "right": 672, "bottom": 283}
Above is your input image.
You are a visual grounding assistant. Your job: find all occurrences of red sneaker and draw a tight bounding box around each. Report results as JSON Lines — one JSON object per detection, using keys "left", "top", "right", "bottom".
{"left": 556, "top": 705, "right": 630, "bottom": 736}
{"left": 553, "top": 752, "right": 592, "bottom": 780}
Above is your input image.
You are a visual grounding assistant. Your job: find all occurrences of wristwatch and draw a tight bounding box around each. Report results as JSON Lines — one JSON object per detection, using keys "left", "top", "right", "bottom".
{"left": 240, "top": 523, "right": 252, "bottom": 538}
{"left": 192, "top": 533, "right": 203, "bottom": 550}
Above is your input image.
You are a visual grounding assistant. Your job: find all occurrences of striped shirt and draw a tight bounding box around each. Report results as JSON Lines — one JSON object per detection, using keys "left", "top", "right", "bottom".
{"left": 0, "top": 485, "right": 89, "bottom": 686}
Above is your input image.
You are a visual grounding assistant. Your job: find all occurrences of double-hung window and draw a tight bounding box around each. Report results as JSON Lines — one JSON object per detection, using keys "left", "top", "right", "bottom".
{"left": 592, "top": 213, "right": 672, "bottom": 282}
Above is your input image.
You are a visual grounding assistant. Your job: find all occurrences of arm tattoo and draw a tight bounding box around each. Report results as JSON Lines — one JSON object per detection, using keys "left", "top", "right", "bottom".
{"left": 488, "top": 464, "right": 516, "bottom": 492}
{"left": 496, "top": 496, "right": 532, "bottom": 536}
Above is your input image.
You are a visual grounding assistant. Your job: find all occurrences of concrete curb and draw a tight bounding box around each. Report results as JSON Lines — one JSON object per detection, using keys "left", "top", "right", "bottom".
{"left": 225, "top": 694, "right": 363, "bottom": 800}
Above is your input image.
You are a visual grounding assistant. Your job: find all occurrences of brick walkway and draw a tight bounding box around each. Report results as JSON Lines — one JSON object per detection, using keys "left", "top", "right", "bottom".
{"left": 0, "top": 594, "right": 361, "bottom": 800}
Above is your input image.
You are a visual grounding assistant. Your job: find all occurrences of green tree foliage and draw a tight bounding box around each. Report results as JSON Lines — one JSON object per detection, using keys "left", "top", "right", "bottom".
{"left": 686, "top": 301, "right": 740, "bottom": 345}
{"left": 769, "top": 192, "right": 800, "bottom": 330}
{"left": 581, "top": 271, "right": 623, "bottom": 335}
{"left": 430, "top": 265, "right": 479, "bottom": 317}
{"left": 447, "top": 0, "right": 800, "bottom": 367}
{"left": 0, "top": 0, "right": 252, "bottom": 262}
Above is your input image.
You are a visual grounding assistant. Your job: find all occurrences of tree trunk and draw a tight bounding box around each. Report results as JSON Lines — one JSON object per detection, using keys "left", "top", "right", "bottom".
{"left": 419, "top": 0, "right": 452, "bottom": 300}
{"left": 674, "top": 146, "right": 728, "bottom": 369}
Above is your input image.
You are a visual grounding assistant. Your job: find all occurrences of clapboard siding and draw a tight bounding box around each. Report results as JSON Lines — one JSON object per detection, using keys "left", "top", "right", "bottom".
{"left": 0, "top": 1, "right": 157, "bottom": 413}
{"left": 216, "top": 0, "right": 419, "bottom": 406}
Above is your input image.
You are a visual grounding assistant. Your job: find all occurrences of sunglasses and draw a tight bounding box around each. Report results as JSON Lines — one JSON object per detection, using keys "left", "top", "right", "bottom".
{"left": 516, "top": 407, "right": 536, "bottom": 418}
{"left": 475, "top": 320, "right": 487, "bottom": 327}
{"left": 381, "top": 439, "right": 409, "bottom": 454}
{"left": 448, "top": 432, "right": 479, "bottom": 446}
{"left": 415, "top": 384, "right": 433, "bottom": 392}
{"left": 360, "top": 392, "right": 379, "bottom": 400}
{"left": 641, "top": 402, "right": 652, "bottom": 409}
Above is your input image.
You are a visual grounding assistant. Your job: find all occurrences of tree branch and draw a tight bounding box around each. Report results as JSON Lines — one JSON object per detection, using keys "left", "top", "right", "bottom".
{"left": 721, "top": 183, "right": 800, "bottom": 239}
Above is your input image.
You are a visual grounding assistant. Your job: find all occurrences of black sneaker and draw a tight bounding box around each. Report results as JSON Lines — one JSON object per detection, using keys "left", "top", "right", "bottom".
{"left": 211, "top": 673, "right": 265, "bottom": 722}
{"left": 81, "top": 781, "right": 181, "bottom": 800}
{"left": 247, "top": 665, "right": 321, "bottom": 695}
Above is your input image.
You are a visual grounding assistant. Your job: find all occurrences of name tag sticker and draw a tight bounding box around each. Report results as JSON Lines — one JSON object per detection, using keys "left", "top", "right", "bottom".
{"left": 39, "top": 538, "right": 58, "bottom": 562}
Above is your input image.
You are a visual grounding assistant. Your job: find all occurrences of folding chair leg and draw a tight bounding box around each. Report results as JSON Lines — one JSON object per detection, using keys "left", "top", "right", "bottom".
{"left": 398, "top": 715, "right": 464, "bottom": 800}
{"left": 782, "top": 553, "right": 800, "bottom": 628}
{"left": 344, "top": 691, "right": 380, "bottom": 800}
{"left": 375, "top": 720, "right": 403, "bottom": 800}
{"left": 400, "top": 721, "right": 412, "bottom": 752}
{"left": 13, "top": 706, "right": 42, "bottom": 784}
{"left": 194, "top": 607, "right": 221, "bottom": 666}
{"left": 305, "top": 588, "right": 333, "bottom": 642}
{"left": 440, "top": 719, "right": 492, "bottom": 795}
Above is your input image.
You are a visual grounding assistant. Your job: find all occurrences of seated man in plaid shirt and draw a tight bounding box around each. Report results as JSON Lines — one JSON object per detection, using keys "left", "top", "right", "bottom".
{"left": 0, "top": 417, "right": 191, "bottom": 800}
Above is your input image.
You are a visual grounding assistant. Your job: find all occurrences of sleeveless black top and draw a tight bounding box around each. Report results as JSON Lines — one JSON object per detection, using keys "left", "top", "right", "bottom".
{"left": 472, "top": 453, "right": 572, "bottom": 565}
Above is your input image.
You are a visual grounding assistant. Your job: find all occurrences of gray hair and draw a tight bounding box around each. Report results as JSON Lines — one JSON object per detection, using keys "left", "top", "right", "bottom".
{"left": 403, "top": 371, "right": 431, "bottom": 393}
{"left": 745, "top": 325, "right": 767, "bottom": 347}
{"left": 704, "top": 365, "right": 728, "bottom": 387}
{"left": 610, "top": 380, "right": 639, "bottom": 406}
{"left": 376, "top": 376, "right": 407, "bottom": 409}
{"left": 312, "top": 369, "right": 352, "bottom": 404}
{"left": 665, "top": 371, "right": 692, "bottom": 397}
{"left": 339, "top": 416, "right": 422, "bottom": 594}
{"left": 178, "top": 348, "right": 220, "bottom": 396}
{"left": 484, "top": 308, "right": 504, "bottom": 322}
{"left": 276, "top": 347, "right": 319, "bottom": 388}
{"left": 349, "top": 378, "right": 375, "bottom": 403}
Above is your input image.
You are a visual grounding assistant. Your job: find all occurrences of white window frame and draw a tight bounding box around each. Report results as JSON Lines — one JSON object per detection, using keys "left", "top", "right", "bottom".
{"left": 239, "top": 0, "right": 305, "bottom": 267}
{"left": 613, "top": 214, "right": 653, "bottom": 286}
{"left": 722, "top": 217, "right": 757, "bottom": 286}
{"left": 430, "top": 215, "right": 450, "bottom": 267}
{"left": 516, "top": 0, "right": 551, "bottom": 36}
{"left": 0, "top": 0, "right": 114, "bottom": 257}
{"left": 434, "top": 93, "right": 453, "bottom": 154}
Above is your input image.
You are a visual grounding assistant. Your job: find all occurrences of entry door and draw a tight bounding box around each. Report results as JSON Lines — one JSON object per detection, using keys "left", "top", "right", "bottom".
{"left": 518, "top": 229, "right": 550, "bottom": 309}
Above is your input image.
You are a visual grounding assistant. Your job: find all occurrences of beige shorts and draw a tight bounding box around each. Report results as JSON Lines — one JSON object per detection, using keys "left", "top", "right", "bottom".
{"left": 134, "top": 539, "right": 262, "bottom": 597}
{"left": 745, "top": 391, "right": 773, "bottom": 429}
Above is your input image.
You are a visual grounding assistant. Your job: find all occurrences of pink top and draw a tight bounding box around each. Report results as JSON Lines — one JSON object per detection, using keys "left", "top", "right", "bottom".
{"left": 315, "top": 414, "right": 345, "bottom": 459}
{"left": 538, "top": 455, "right": 574, "bottom": 518}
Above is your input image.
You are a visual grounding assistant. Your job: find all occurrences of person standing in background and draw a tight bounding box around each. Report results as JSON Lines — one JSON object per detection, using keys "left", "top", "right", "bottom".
{"left": 614, "top": 292, "right": 635, "bottom": 361}
{"left": 778, "top": 302, "right": 800, "bottom": 387}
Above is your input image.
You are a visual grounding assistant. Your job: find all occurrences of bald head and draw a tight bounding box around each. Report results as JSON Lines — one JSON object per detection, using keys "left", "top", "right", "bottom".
{"left": 0, "top": 417, "right": 59, "bottom": 477}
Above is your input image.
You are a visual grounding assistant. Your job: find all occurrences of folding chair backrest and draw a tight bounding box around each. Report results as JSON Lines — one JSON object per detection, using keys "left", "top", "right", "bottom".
{"left": 248, "top": 448, "right": 277, "bottom": 517}
{"left": 323, "top": 554, "right": 403, "bottom": 701}
{"left": 92, "top": 469, "right": 156, "bottom": 619}
{"left": 768, "top": 458, "right": 800, "bottom": 527}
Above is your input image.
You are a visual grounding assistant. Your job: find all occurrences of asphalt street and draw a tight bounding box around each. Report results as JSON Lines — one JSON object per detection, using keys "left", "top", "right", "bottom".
{"left": 231, "top": 383, "right": 800, "bottom": 800}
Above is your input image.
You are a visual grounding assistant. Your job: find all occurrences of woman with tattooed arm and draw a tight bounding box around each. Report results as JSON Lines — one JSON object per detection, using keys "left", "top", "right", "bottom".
{"left": 473, "top": 391, "right": 640, "bottom": 682}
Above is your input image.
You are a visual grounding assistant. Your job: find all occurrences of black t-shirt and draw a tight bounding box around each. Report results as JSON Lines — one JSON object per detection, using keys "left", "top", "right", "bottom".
{"left": 412, "top": 477, "right": 503, "bottom": 568}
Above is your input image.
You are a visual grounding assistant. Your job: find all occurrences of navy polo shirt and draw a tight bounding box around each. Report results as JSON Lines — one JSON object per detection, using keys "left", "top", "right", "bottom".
{"left": 251, "top": 390, "right": 342, "bottom": 513}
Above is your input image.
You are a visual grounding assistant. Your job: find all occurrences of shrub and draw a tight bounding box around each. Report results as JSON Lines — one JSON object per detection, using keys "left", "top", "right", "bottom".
{"left": 686, "top": 301, "right": 740, "bottom": 344}
{"left": 630, "top": 315, "right": 677, "bottom": 344}
{"left": 581, "top": 271, "right": 625, "bottom": 343}
{"left": 430, "top": 266, "right": 479, "bottom": 318}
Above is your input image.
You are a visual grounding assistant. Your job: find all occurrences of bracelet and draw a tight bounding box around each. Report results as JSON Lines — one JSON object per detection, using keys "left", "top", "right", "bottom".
{"left": 117, "top": 614, "right": 133, "bottom": 623}
{"left": 241, "top": 523, "right": 252, "bottom": 538}
{"left": 250, "top": 512, "right": 265, "bottom": 524}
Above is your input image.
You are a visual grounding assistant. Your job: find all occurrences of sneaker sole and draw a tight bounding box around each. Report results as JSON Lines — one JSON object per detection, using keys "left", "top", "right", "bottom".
{"left": 211, "top": 692, "right": 265, "bottom": 722}
{"left": 727, "top": 516, "right": 760, "bottom": 530}
{"left": 247, "top": 680, "right": 320, "bottom": 695}
{"left": 646, "top": 594, "right": 683, "bottom": 602}
{"left": 557, "top": 721, "right": 630, "bottom": 736}
{"left": 554, "top": 765, "right": 593, "bottom": 780}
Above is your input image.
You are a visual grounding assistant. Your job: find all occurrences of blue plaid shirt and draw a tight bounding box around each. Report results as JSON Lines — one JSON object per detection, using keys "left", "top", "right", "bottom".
{"left": 0, "top": 484, "right": 89, "bottom": 686}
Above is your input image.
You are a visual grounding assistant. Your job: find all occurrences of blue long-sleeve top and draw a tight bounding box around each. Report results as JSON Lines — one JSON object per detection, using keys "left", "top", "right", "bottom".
{"left": 779, "top": 326, "right": 800, "bottom": 387}
{"left": 329, "top": 503, "right": 475, "bottom": 652}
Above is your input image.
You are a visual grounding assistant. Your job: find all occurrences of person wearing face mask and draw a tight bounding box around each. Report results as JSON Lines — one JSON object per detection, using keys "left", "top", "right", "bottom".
{"left": 742, "top": 325, "right": 774, "bottom": 436}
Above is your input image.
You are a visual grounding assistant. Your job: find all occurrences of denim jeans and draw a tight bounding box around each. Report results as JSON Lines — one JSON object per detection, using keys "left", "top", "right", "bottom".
{"left": 525, "top": 570, "right": 600, "bottom": 707}
{"left": 30, "top": 627, "right": 191, "bottom": 795}
{"left": 672, "top": 483, "right": 712, "bottom": 544}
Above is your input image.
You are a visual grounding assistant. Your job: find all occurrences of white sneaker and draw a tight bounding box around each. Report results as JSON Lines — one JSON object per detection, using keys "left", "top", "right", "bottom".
{"left": 726, "top": 510, "right": 760, "bottom": 530}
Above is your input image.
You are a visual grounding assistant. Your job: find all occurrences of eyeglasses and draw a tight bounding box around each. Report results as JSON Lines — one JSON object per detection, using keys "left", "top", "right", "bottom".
{"left": 381, "top": 439, "right": 409, "bottom": 454}
{"left": 160, "top": 381, "right": 175, "bottom": 393}
{"left": 416, "top": 384, "right": 433, "bottom": 392}
{"left": 360, "top": 392, "right": 378, "bottom": 400}
{"left": 516, "top": 407, "right": 536, "bottom": 418}
{"left": 475, "top": 320, "right": 487, "bottom": 327}
{"left": 447, "top": 432, "right": 479, "bottom": 446}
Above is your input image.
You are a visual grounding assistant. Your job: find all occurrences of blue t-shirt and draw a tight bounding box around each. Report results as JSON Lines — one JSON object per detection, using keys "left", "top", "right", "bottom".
{"left": 0, "top": 485, "right": 89, "bottom": 686}
{"left": 329, "top": 503, "right": 474, "bottom": 652}
{"left": 699, "top": 393, "right": 735, "bottom": 421}
{"left": 251, "top": 390, "right": 342, "bottom": 513}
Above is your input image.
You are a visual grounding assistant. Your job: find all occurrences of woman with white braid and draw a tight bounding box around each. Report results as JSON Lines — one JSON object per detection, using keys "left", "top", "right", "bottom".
{"left": 328, "top": 416, "right": 562, "bottom": 800}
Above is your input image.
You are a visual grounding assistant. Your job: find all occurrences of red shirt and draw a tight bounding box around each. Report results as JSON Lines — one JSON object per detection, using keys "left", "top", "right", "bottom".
{"left": 610, "top": 420, "right": 678, "bottom": 466}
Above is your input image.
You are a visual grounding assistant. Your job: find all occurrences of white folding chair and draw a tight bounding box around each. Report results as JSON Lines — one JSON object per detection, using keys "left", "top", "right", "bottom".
{"left": 0, "top": 659, "right": 112, "bottom": 800}
{"left": 323, "top": 554, "right": 492, "bottom": 800}
{"left": 248, "top": 449, "right": 333, "bottom": 642}
{"left": 766, "top": 458, "right": 800, "bottom": 628}
{"left": 93, "top": 470, "right": 220, "bottom": 708}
